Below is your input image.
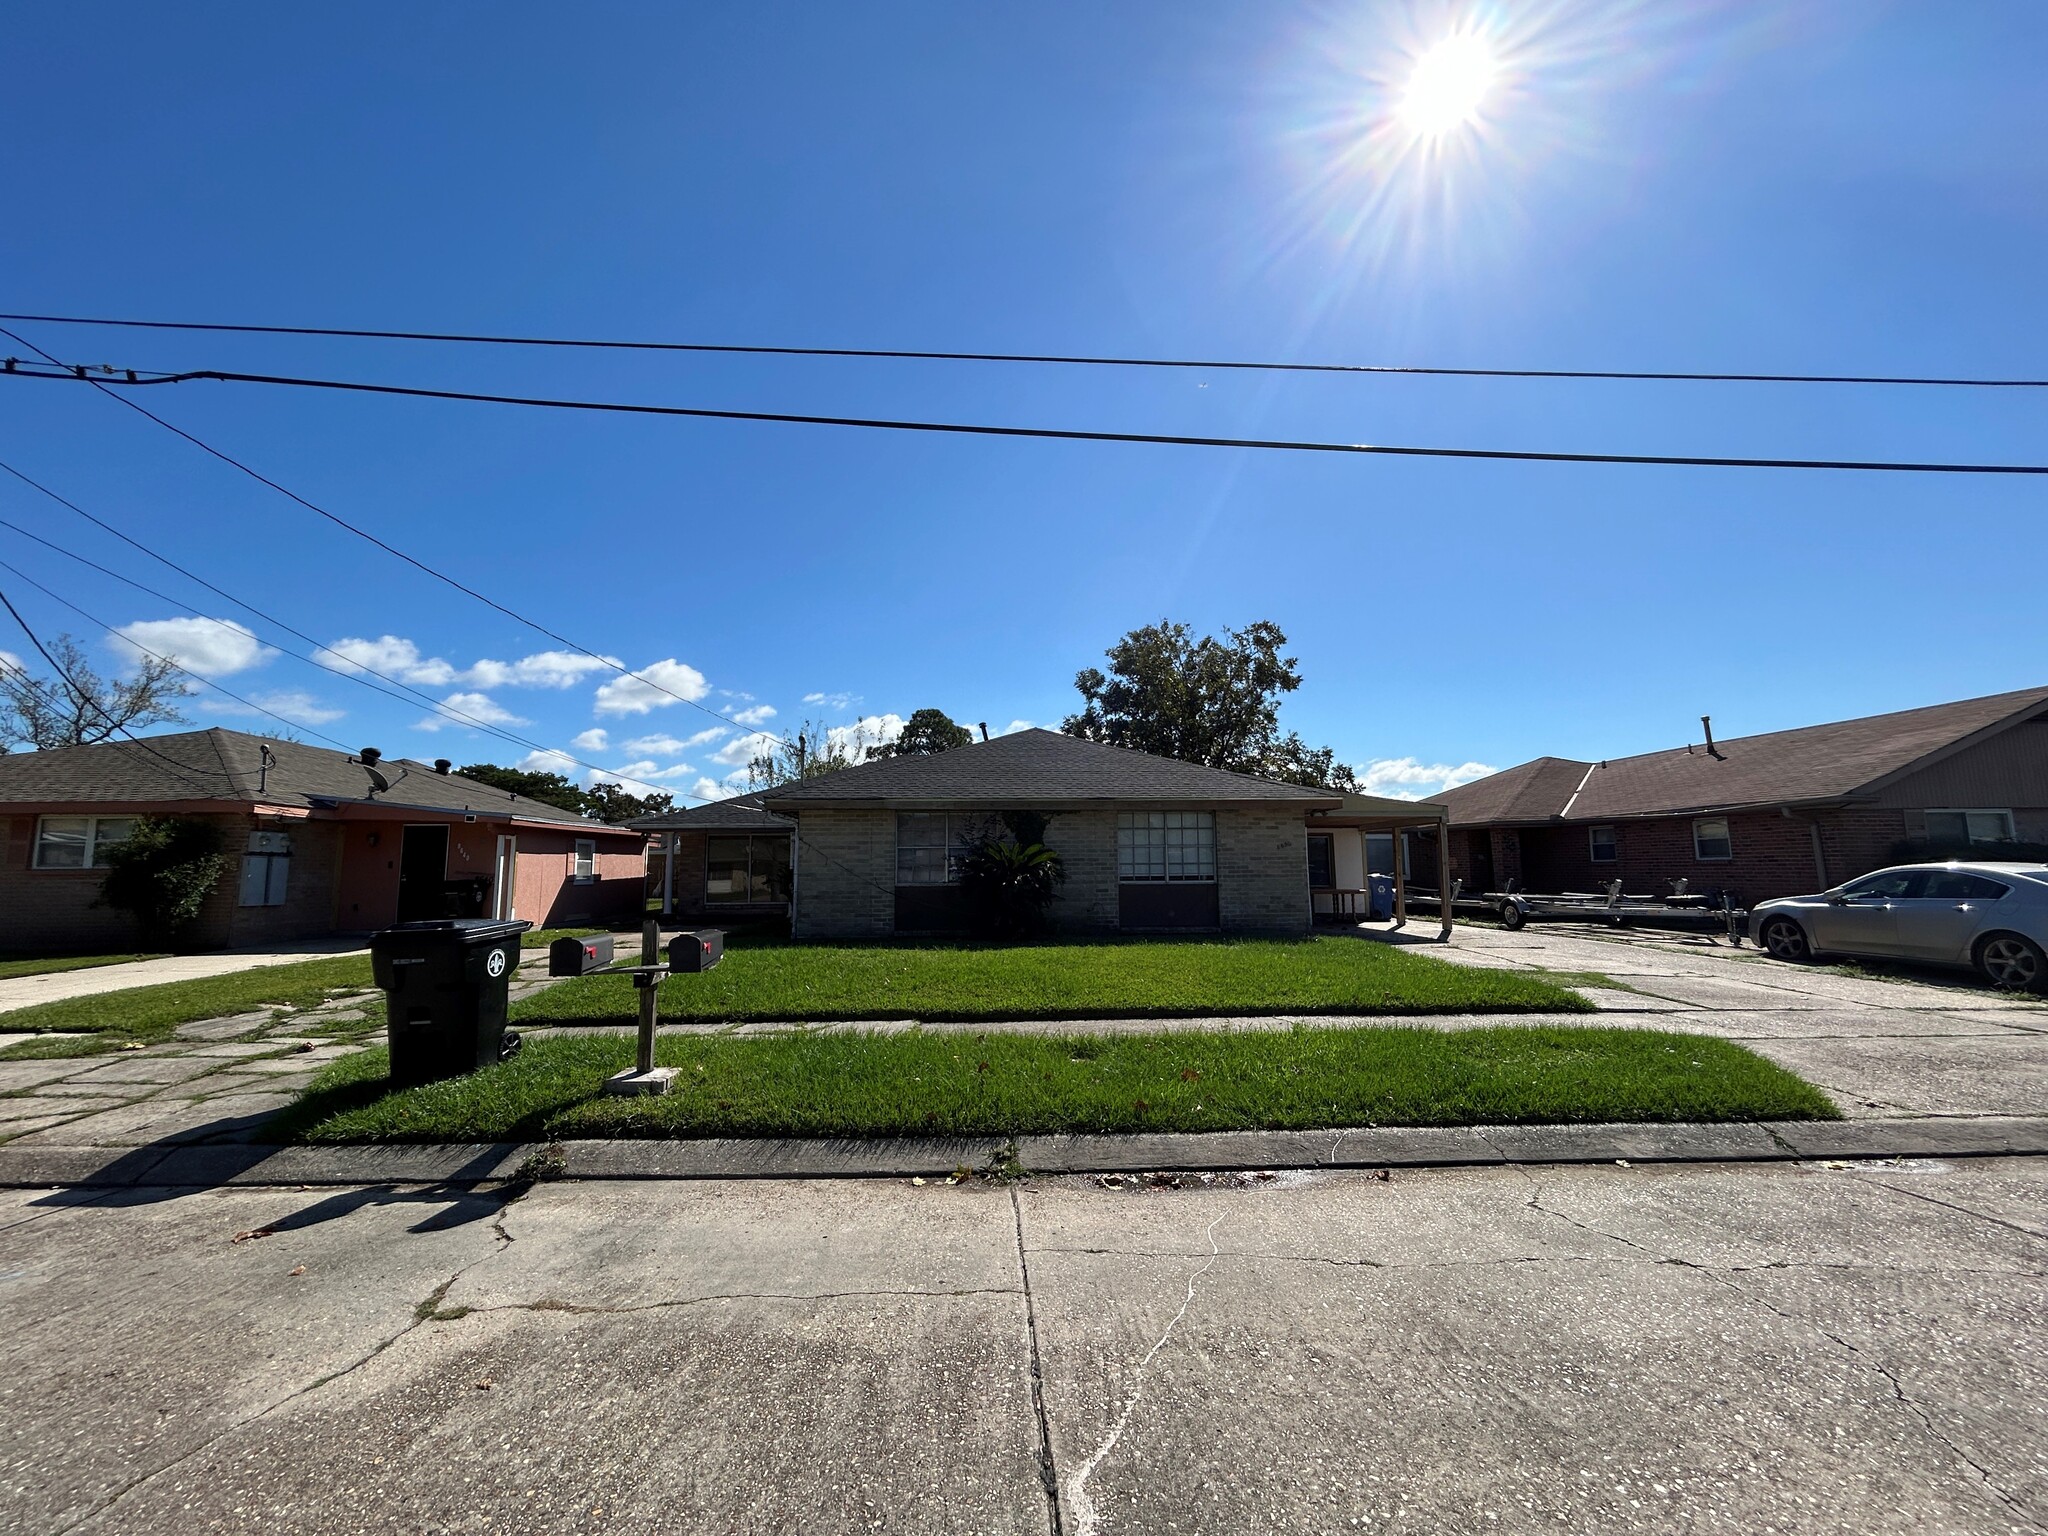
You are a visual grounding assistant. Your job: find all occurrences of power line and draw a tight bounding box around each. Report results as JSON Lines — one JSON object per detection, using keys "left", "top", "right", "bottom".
{"left": 0, "top": 330, "right": 772, "bottom": 741}
{"left": 7, "top": 357, "right": 2047, "bottom": 477}
{"left": 5, "top": 309, "right": 2046, "bottom": 389}
{"left": 0, "top": 457, "right": 701, "bottom": 799}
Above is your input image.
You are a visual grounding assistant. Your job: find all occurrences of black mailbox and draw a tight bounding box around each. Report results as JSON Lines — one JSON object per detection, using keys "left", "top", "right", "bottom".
{"left": 667, "top": 929, "right": 724, "bottom": 973}
{"left": 549, "top": 933, "right": 615, "bottom": 976}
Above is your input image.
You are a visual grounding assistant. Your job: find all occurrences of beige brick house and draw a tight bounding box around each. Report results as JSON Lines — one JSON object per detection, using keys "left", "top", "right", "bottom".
{"left": 674, "top": 728, "right": 1448, "bottom": 941}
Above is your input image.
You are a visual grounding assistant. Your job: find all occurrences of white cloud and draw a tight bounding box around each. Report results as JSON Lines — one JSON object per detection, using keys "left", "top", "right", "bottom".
{"left": 1001, "top": 719, "right": 1034, "bottom": 735}
{"left": 711, "top": 730, "right": 780, "bottom": 767}
{"left": 571, "top": 728, "right": 609, "bottom": 752}
{"left": 199, "top": 689, "right": 346, "bottom": 727}
{"left": 317, "top": 634, "right": 458, "bottom": 686}
{"left": 114, "top": 617, "right": 273, "bottom": 678}
{"left": 414, "top": 691, "right": 531, "bottom": 733}
{"left": 0, "top": 648, "right": 23, "bottom": 676}
{"left": 1358, "top": 757, "right": 1498, "bottom": 801}
{"left": 604, "top": 759, "right": 696, "bottom": 783}
{"left": 689, "top": 777, "right": 729, "bottom": 802}
{"left": 468, "top": 650, "right": 620, "bottom": 690}
{"left": 728, "top": 703, "right": 778, "bottom": 728}
{"left": 516, "top": 748, "right": 580, "bottom": 777}
{"left": 594, "top": 658, "right": 711, "bottom": 716}
{"left": 802, "top": 691, "right": 858, "bottom": 711}
{"left": 826, "top": 713, "right": 905, "bottom": 760}
{"left": 623, "top": 727, "right": 727, "bottom": 756}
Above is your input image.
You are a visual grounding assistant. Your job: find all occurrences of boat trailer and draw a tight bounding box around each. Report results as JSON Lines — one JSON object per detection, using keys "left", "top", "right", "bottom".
{"left": 1414, "top": 878, "right": 1748, "bottom": 943}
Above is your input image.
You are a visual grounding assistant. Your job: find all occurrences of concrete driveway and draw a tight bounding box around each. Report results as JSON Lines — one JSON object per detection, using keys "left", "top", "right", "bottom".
{"left": 5, "top": 1159, "right": 2043, "bottom": 1534}
{"left": 0, "top": 941, "right": 367, "bottom": 1017}
{"left": 1365, "top": 921, "right": 2048, "bottom": 1121}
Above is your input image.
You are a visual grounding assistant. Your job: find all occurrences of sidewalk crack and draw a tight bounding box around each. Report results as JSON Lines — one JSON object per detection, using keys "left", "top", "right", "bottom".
{"left": 1011, "top": 1186, "right": 1064, "bottom": 1536}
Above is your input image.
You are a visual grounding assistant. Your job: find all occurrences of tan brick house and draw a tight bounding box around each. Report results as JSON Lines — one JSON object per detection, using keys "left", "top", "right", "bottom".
{"left": 0, "top": 729, "right": 648, "bottom": 951}
{"left": 1425, "top": 686, "right": 2048, "bottom": 906}
{"left": 711, "top": 728, "right": 1448, "bottom": 941}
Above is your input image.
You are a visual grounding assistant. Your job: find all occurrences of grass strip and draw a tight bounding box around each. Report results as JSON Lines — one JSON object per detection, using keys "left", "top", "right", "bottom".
{"left": 512, "top": 937, "right": 1588, "bottom": 1027}
{"left": 0, "top": 954, "right": 380, "bottom": 1057}
{"left": 275, "top": 1024, "right": 1836, "bottom": 1144}
{"left": 0, "top": 953, "right": 167, "bottom": 981}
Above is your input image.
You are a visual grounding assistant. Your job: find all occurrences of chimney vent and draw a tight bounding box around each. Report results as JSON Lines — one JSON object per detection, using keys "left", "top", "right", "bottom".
{"left": 359, "top": 747, "right": 382, "bottom": 766}
{"left": 1701, "top": 716, "right": 1723, "bottom": 760}
{"left": 977, "top": 722, "right": 989, "bottom": 742}
{"left": 433, "top": 758, "right": 452, "bottom": 775}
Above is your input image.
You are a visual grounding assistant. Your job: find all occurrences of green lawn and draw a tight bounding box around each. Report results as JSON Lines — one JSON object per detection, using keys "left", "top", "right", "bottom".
{"left": 0, "top": 952, "right": 166, "bottom": 981}
{"left": 519, "top": 926, "right": 610, "bottom": 950}
{"left": 512, "top": 936, "right": 1589, "bottom": 1027}
{"left": 0, "top": 954, "right": 379, "bottom": 1058}
{"left": 274, "top": 1024, "right": 1837, "bottom": 1144}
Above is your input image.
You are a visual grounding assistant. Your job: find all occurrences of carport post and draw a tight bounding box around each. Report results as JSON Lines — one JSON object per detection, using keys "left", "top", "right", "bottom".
{"left": 1437, "top": 815, "right": 1454, "bottom": 940}
{"left": 1392, "top": 832, "right": 1407, "bottom": 928}
{"left": 662, "top": 832, "right": 675, "bottom": 917}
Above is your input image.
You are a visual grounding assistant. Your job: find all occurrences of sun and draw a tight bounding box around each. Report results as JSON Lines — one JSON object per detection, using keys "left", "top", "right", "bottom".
{"left": 1396, "top": 32, "right": 1496, "bottom": 137}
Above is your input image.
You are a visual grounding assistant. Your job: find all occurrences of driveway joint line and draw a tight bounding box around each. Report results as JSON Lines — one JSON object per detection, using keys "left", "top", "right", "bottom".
{"left": 1011, "top": 1185, "right": 1065, "bottom": 1536}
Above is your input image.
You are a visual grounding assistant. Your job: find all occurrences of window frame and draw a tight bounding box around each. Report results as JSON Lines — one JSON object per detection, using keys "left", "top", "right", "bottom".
{"left": 1116, "top": 810, "right": 1218, "bottom": 884}
{"left": 1923, "top": 808, "right": 2016, "bottom": 846}
{"left": 895, "top": 812, "right": 980, "bottom": 887}
{"left": 238, "top": 829, "right": 292, "bottom": 908}
{"left": 704, "top": 833, "right": 793, "bottom": 905}
{"left": 1691, "top": 817, "right": 1733, "bottom": 862}
{"left": 1587, "top": 825, "right": 1618, "bottom": 864}
{"left": 1306, "top": 832, "right": 1335, "bottom": 890}
{"left": 572, "top": 838, "right": 597, "bottom": 883}
{"left": 32, "top": 814, "right": 139, "bottom": 871}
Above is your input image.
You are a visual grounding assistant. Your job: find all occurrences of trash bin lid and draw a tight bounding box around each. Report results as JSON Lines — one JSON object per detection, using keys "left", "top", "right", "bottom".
{"left": 383, "top": 918, "right": 533, "bottom": 942}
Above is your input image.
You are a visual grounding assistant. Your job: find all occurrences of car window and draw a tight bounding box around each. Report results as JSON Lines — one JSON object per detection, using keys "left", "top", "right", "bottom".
{"left": 1839, "top": 871, "right": 1926, "bottom": 899}
{"left": 1920, "top": 871, "right": 2009, "bottom": 900}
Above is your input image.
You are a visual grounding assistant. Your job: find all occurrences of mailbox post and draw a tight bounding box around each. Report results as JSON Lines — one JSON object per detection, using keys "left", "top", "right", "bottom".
{"left": 603, "top": 928, "right": 724, "bottom": 1097}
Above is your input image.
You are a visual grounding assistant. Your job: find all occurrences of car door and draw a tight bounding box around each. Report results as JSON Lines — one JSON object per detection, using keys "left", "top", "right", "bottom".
{"left": 1806, "top": 870, "right": 1924, "bottom": 956}
{"left": 1890, "top": 870, "right": 2010, "bottom": 962}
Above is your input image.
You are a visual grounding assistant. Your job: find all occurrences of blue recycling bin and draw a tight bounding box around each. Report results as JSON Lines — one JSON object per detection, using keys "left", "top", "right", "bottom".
{"left": 1366, "top": 873, "right": 1395, "bottom": 921}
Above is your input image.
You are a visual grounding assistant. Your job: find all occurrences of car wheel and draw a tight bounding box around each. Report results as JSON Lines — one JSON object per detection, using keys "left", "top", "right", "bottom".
{"left": 1976, "top": 933, "right": 2047, "bottom": 992}
{"left": 1760, "top": 917, "right": 1811, "bottom": 963}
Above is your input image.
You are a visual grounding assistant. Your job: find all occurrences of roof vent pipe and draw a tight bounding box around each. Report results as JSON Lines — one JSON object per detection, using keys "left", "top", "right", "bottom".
{"left": 1701, "top": 716, "right": 1723, "bottom": 760}
{"left": 359, "top": 747, "right": 382, "bottom": 766}
{"left": 978, "top": 722, "right": 989, "bottom": 742}
{"left": 434, "top": 758, "right": 452, "bottom": 775}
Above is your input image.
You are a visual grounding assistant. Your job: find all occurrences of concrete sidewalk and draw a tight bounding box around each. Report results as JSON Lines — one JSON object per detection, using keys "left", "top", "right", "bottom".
{"left": 5, "top": 1157, "right": 2043, "bottom": 1534}
{"left": 0, "top": 939, "right": 367, "bottom": 1016}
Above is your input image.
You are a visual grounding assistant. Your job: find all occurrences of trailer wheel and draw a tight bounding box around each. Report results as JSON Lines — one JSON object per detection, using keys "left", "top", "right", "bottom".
{"left": 1498, "top": 899, "right": 1527, "bottom": 931}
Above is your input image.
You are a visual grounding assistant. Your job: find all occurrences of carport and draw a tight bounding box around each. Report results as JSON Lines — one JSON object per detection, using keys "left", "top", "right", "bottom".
{"left": 1304, "top": 792, "right": 1455, "bottom": 939}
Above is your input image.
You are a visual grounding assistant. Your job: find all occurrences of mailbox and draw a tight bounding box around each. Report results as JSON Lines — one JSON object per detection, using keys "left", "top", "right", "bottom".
{"left": 666, "top": 929, "right": 724, "bottom": 973}
{"left": 549, "top": 933, "right": 616, "bottom": 976}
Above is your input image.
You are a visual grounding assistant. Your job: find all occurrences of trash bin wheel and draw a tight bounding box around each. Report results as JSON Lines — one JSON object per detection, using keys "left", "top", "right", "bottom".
{"left": 499, "top": 1030, "right": 524, "bottom": 1062}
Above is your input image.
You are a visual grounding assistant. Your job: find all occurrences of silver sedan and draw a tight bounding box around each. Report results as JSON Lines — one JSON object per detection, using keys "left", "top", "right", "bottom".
{"left": 1750, "top": 862, "right": 2048, "bottom": 990}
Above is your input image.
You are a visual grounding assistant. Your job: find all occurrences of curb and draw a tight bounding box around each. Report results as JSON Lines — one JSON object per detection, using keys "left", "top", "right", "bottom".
{"left": 3, "top": 1116, "right": 2044, "bottom": 1189}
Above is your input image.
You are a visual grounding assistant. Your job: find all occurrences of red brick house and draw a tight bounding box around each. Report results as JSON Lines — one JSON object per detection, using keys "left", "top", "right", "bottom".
{"left": 0, "top": 729, "right": 648, "bottom": 951}
{"left": 1426, "top": 686, "right": 2048, "bottom": 906}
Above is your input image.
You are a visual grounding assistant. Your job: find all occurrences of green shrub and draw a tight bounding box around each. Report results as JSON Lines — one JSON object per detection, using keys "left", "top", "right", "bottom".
{"left": 96, "top": 816, "right": 226, "bottom": 946}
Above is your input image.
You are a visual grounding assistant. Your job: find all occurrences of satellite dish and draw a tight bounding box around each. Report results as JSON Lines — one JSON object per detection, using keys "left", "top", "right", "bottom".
{"left": 365, "top": 766, "right": 390, "bottom": 794}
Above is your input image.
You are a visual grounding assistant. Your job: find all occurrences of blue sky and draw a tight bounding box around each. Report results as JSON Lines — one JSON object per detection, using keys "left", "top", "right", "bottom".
{"left": 3, "top": 2, "right": 2043, "bottom": 802}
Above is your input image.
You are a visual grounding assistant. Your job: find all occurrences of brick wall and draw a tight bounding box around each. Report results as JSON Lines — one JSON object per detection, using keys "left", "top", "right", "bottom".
{"left": 227, "top": 817, "right": 345, "bottom": 946}
{"left": 1041, "top": 810, "right": 1117, "bottom": 931}
{"left": 1217, "top": 807, "right": 1313, "bottom": 934}
{"left": 792, "top": 810, "right": 895, "bottom": 940}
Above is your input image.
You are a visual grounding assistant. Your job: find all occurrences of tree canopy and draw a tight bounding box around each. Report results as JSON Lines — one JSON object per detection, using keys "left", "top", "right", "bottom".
{"left": 0, "top": 633, "right": 186, "bottom": 751}
{"left": 455, "top": 764, "right": 672, "bottom": 823}
{"left": 872, "top": 708, "right": 974, "bottom": 758}
{"left": 1062, "top": 620, "right": 1359, "bottom": 792}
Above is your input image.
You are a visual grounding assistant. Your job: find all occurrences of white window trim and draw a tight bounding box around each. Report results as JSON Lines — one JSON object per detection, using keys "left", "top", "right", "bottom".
{"left": 1587, "top": 826, "right": 1618, "bottom": 864}
{"left": 1925, "top": 808, "right": 2016, "bottom": 844}
{"left": 1692, "top": 817, "right": 1733, "bottom": 862}
{"left": 32, "top": 814, "right": 139, "bottom": 871}
{"left": 572, "top": 838, "right": 597, "bottom": 883}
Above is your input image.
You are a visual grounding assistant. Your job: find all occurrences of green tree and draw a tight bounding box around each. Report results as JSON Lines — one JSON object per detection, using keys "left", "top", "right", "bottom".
{"left": 1062, "top": 620, "right": 1358, "bottom": 789}
{"left": 746, "top": 717, "right": 884, "bottom": 790}
{"left": 456, "top": 763, "right": 590, "bottom": 815}
{"left": 0, "top": 632, "right": 186, "bottom": 751}
{"left": 870, "top": 708, "right": 974, "bottom": 758}
{"left": 95, "top": 816, "right": 226, "bottom": 946}
{"left": 585, "top": 780, "right": 674, "bottom": 823}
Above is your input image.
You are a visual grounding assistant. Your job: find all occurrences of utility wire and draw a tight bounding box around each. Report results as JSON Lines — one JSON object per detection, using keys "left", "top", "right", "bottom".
{"left": 6, "top": 358, "right": 2046, "bottom": 477}
{"left": 0, "top": 458, "right": 701, "bottom": 799}
{"left": 5, "top": 310, "right": 2046, "bottom": 389}
{"left": 0, "top": 329, "right": 774, "bottom": 742}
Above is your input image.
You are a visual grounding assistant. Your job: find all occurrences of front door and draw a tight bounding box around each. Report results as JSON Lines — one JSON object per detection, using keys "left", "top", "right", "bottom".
{"left": 493, "top": 835, "right": 519, "bottom": 920}
{"left": 397, "top": 824, "right": 450, "bottom": 922}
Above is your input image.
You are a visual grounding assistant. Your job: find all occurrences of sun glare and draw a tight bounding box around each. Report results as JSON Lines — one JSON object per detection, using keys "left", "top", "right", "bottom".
{"left": 1397, "top": 32, "right": 1496, "bottom": 136}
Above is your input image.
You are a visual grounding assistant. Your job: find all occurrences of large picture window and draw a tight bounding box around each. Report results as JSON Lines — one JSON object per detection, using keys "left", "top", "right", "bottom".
{"left": 896, "top": 813, "right": 980, "bottom": 886}
{"left": 1924, "top": 809, "right": 2015, "bottom": 845}
{"left": 33, "top": 815, "right": 138, "bottom": 870}
{"left": 1117, "top": 811, "right": 1216, "bottom": 882}
{"left": 706, "top": 834, "right": 793, "bottom": 903}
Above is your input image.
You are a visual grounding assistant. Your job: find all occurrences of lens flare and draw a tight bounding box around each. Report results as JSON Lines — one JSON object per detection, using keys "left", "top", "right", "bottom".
{"left": 1398, "top": 32, "right": 1496, "bottom": 136}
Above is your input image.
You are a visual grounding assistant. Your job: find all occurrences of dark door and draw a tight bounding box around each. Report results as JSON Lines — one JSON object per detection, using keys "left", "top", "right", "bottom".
{"left": 397, "top": 825, "right": 450, "bottom": 922}
{"left": 1467, "top": 832, "right": 1495, "bottom": 893}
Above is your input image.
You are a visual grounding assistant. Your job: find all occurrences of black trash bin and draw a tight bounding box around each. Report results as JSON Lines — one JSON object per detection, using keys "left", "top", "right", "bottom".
{"left": 370, "top": 918, "right": 532, "bottom": 1087}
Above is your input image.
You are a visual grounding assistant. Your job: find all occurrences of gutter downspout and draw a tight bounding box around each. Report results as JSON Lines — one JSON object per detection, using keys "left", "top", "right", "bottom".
{"left": 1782, "top": 806, "right": 1827, "bottom": 887}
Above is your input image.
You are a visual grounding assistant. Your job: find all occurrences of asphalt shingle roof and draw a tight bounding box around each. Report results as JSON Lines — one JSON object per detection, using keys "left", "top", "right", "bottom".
{"left": 1437, "top": 686, "right": 2048, "bottom": 825}
{"left": 0, "top": 728, "right": 637, "bottom": 832}
{"left": 754, "top": 728, "right": 1340, "bottom": 808}
{"left": 629, "top": 797, "right": 794, "bottom": 832}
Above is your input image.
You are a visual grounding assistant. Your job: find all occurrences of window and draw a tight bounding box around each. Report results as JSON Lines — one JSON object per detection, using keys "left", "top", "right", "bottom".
{"left": 33, "top": 815, "right": 137, "bottom": 870}
{"left": 1588, "top": 826, "right": 1617, "bottom": 864}
{"left": 239, "top": 829, "right": 291, "bottom": 908}
{"left": 1920, "top": 870, "right": 2009, "bottom": 901}
{"left": 1117, "top": 811, "right": 1216, "bottom": 882}
{"left": 1924, "top": 809, "right": 2015, "bottom": 846}
{"left": 1306, "top": 833, "right": 1335, "bottom": 889}
{"left": 1691, "top": 818, "right": 1732, "bottom": 861}
{"left": 706, "top": 834, "right": 793, "bottom": 903}
{"left": 896, "top": 813, "right": 981, "bottom": 886}
{"left": 1841, "top": 870, "right": 1925, "bottom": 899}
{"left": 572, "top": 839, "right": 597, "bottom": 882}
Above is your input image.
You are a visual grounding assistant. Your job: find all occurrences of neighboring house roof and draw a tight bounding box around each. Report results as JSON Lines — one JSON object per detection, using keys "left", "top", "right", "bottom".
{"left": 1438, "top": 686, "right": 2048, "bottom": 826}
{"left": 754, "top": 728, "right": 1342, "bottom": 809}
{"left": 0, "top": 728, "right": 638, "bottom": 832}
{"left": 629, "top": 796, "right": 794, "bottom": 833}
